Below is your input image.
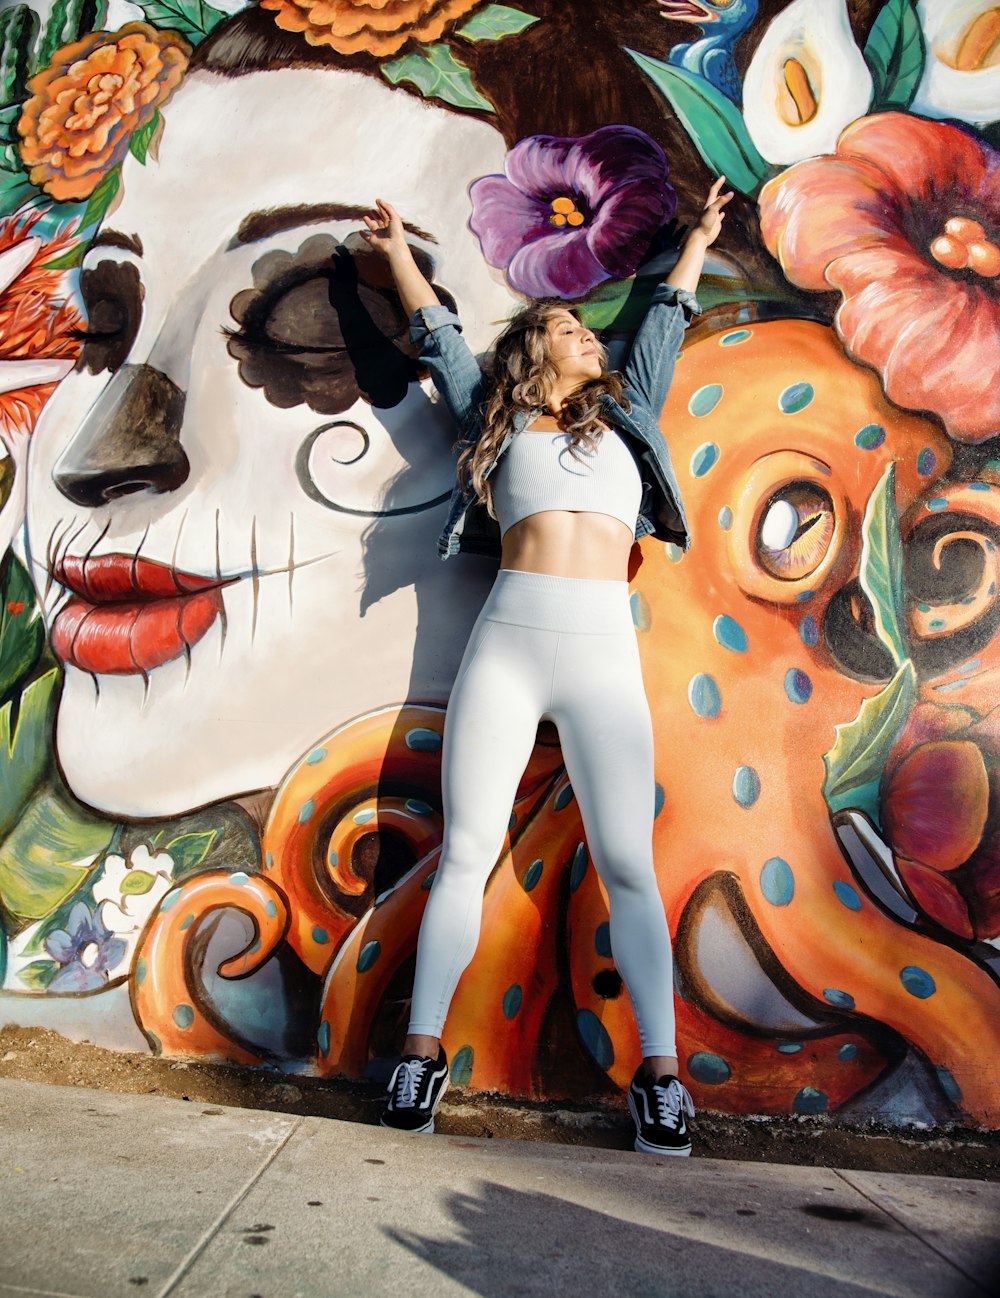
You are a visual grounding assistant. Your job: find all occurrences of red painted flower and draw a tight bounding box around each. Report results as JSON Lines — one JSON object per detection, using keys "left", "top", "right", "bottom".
{"left": 759, "top": 113, "right": 1000, "bottom": 444}
{"left": 880, "top": 702, "right": 1000, "bottom": 940}
{"left": 6, "top": 601, "right": 25, "bottom": 615}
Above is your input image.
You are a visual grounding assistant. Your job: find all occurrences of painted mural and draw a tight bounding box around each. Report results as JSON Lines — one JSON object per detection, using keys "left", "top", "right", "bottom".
{"left": 0, "top": 0, "right": 999, "bottom": 1129}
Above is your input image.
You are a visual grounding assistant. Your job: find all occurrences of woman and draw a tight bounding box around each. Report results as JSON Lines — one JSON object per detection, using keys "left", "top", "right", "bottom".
{"left": 361, "top": 175, "right": 731, "bottom": 1155}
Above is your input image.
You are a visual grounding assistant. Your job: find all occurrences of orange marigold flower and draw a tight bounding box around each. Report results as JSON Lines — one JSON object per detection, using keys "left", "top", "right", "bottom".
{"left": 17, "top": 22, "right": 190, "bottom": 203}
{"left": 260, "top": 0, "right": 483, "bottom": 56}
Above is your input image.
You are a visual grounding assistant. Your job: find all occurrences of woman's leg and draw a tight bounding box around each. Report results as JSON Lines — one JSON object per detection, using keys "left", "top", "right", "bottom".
{"left": 406, "top": 614, "right": 550, "bottom": 1045}
{"left": 551, "top": 628, "right": 678, "bottom": 1068}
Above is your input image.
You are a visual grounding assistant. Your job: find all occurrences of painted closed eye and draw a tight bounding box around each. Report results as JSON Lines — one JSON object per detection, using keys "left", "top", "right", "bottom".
{"left": 226, "top": 233, "right": 453, "bottom": 414}
{"left": 756, "top": 483, "right": 835, "bottom": 580}
{"left": 73, "top": 260, "right": 144, "bottom": 375}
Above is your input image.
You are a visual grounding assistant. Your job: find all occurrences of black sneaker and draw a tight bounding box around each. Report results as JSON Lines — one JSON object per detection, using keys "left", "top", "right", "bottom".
{"left": 380, "top": 1048, "right": 450, "bottom": 1133}
{"left": 627, "top": 1068, "right": 694, "bottom": 1156}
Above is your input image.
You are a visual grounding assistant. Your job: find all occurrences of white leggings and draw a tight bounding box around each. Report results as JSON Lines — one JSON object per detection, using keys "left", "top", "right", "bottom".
{"left": 409, "top": 568, "right": 677, "bottom": 1058}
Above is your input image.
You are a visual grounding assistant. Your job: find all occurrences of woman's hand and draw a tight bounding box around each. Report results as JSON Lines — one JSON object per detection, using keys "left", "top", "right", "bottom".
{"left": 689, "top": 175, "right": 734, "bottom": 247}
{"left": 359, "top": 198, "right": 409, "bottom": 260}
{"left": 360, "top": 198, "right": 441, "bottom": 316}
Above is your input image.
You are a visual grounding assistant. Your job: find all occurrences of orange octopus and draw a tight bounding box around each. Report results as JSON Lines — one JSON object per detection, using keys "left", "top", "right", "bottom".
{"left": 131, "top": 317, "right": 1000, "bottom": 1127}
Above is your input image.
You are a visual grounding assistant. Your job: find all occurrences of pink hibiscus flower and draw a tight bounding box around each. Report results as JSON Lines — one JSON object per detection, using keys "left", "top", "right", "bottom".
{"left": 759, "top": 113, "right": 1000, "bottom": 444}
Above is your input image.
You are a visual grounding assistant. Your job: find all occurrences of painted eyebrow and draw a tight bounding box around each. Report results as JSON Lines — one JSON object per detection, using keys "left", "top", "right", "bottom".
{"left": 88, "top": 230, "right": 143, "bottom": 256}
{"left": 231, "top": 204, "right": 438, "bottom": 249}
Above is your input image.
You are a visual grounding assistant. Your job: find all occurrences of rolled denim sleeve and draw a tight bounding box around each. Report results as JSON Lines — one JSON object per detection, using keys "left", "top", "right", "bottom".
{"left": 622, "top": 284, "right": 702, "bottom": 418}
{"left": 409, "top": 305, "right": 487, "bottom": 440}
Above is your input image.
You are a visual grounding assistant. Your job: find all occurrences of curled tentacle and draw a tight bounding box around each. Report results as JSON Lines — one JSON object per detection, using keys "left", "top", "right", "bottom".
{"left": 316, "top": 736, "right": 567, "bottom": 1080}
{"left": 903, "top": 481, "right": 1000, "bottom": 706}
{"left": 132, "top": 870, "right": 289, "bottom": 1064}
{"left": 444, "top": 771, "right": 583, "bottom": 1095}
{"left": 262, "top": 706, "right": 449, "bottom": 974}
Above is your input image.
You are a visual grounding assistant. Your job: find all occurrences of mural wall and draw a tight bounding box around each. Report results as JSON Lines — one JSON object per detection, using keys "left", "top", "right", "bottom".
{"left": 1, "top": 0, "right": 998, "bottom": 1128}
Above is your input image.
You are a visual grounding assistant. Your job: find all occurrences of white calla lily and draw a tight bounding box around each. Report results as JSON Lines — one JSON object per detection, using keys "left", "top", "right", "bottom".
{"left": 911, "top": 0, "right": 1000, "bottom": 125}
{"left": 742, "top": 0, "right": 873, "bottom": 164}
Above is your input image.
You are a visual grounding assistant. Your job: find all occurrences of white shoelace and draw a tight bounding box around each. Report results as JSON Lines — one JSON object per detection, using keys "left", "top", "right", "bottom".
{"left": 653, "top": 1078, "right": 695, "bottom": 1128}
{"left": 393, "top": 1058, "right": 429, "bottom": 1108}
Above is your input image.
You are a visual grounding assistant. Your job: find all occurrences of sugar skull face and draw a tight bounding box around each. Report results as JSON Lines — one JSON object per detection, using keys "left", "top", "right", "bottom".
{"left": 25, "top": 66, "right": 516, "bottom": 817}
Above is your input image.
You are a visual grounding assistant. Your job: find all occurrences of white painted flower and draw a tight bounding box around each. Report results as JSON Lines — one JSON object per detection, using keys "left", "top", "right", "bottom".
{"left": 911, "top": 0, "right": 1000, "bottom": 125}
{"left": 92, "top": 844, "right": 176, "bottom": 936}
{"left": 742, "top": 0, "right": 873, "bottom": 164}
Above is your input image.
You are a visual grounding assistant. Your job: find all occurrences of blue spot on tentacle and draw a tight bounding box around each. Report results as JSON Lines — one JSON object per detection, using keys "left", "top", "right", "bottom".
{"left": 917, "top": 448, "right": 937, "bottom": 477}
{"left": 720, "top": 329, "right": 751, "bottom": 346}
{"left": 688, "top": 1051, "right": 731, "bottom": 1084}
{"left": 522, "top": 859, "right": 543, "bottom": 892}
{"left": 405, "top": 727, "right": 442, "bottom": 752}
{"left": 577, "top": 1009, "right": 614, "bottom": 1071}
{"left": 900, "top": 966, "right": 936, "bottom": 999}
{"left": 356, "top": 941, "right": 381, "bottom": 972}
{"left": 855, "top": 424, "right": 885, "bottom": 450}
{"left": 799, "top": 615, "right": 819, "bottom": 647}
{"left": 833, "top": 881, "right": 862, "bottom": 911}
{"left": 784, "top": 669, "right": 813, "bottom": 704}
{"left": 595, "top": 922, "right": 612, "bottom": 958}
{"left": 777, "top": 1042, "right": 802, "bottom": 1054}
{"left": 298, "top": 800, "right": 316, "bottom": 825}
{"left": 691, "top": 442, "right": 720, "bottom": 477}
{"left": 502, "top": 985, "right": 523, "bottom": 1020}
{"left": 779, "top": 382, "right": 814, "bottom": 414}
{"left": 689, "top": 384, "right": 723, "bottom": 417}
{"left": 714, "top": 615, "right": 748, "bottom": 652}
{"left": 688, "top": 673, "right": 721, "bottom": 718}
{"left": 823, "top": 988, "right": 855, "bottom": 1010}
{"left": 733, "top": 766, "right": 761, "bottom": 808}
{"left": 760, "top": 857, "right": 794, "bottom": 906}
{"left": 793, "top": 1087, "right": 828, "bottom": 1115}
{"left": 718, "top": 505, "right": 733, "bottom": 530}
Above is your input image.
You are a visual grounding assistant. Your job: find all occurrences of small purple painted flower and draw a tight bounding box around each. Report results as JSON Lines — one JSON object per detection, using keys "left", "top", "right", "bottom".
{"left": 44, "top": 900, "right": 128, "bottom": 993}
{"left": 469, "top": 125, "right": 677, "bottom": 299}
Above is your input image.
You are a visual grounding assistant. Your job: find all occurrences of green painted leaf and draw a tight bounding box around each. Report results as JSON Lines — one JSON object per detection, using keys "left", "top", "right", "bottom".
{"left": 626, "top": 49, "right": 771, "bottom": 196}
{"left": 41, "top": 241, "right": 85, "bottom": 270}
{"left": 864, "top": 0, "right": 925, "bottom": 111}
{"left": 457, "top": 5, "right": 538, "bottom": 40}
{"left": 17, "top": 958, "right": 59, "bottom": 990}
{"left": 35, "top": 0, "right": 106, "bottom": 73}
{"left": 129, "top": 110, "right": 159, "bottom": 165}
{"left": 164, "top": 828, "right": 217, "bottom": 876}
{"left": 860, "top": 462, "right": 907, "bottom": 666}
{"left": 79, "top": 166, "right": 120, "bottom": 231}
{"left": 0, "top": 164, "right": 35, "bottom": 218}
{"left": 136, "top": 0, "right": 227, "bottom": 43}
{"left": 823, "top": 660, "right": 916, "bottom": 808}
{"left": 0, "top": 668, "right": 57, "bottom": 840}
{"left": 120, "top": 868, "right": 156, "bottom": 896}
{"left": 0, "top": 5, "right": 38, "bottom": 113}
{"left": 381, "top": 44, "right": 494, "bottom": 113}
{"left": 0, "top": 784, "right": 111, "bottom": 921}
{"left": 0, "top": 553, "right": 45, "bottom": 701}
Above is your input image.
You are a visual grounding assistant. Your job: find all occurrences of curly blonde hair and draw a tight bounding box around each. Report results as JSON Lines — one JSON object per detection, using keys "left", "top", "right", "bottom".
{"left": 458, "top": 300, "right": 629, "bottom": 516}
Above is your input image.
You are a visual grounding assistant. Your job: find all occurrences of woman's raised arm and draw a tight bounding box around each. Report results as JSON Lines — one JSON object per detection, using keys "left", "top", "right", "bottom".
{"left": 360, "top": 198, "right": 441, "bottom": 317}
{"left": 665, "top": 175, "right": 733, "bottom": 293}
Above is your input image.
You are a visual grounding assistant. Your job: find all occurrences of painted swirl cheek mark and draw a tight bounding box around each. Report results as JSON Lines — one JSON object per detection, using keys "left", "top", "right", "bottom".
{"left": 76, "top": 260, "right": 144, "bottom": 375}
{"left": 226, "top": 233, "right": 426, "bottom": 415}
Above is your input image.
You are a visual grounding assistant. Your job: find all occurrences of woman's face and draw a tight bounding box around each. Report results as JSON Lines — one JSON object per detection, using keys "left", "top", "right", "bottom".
{"left": 544, "top": 309, "right": 602, "bottom": 385}
{"left": 25, "top": 66, "right": 516, "bottom": 817}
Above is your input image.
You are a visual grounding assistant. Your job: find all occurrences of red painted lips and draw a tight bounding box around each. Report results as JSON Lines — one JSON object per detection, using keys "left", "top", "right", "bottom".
{"left": 51, "top": 554, "right": 233, "bottom": 675}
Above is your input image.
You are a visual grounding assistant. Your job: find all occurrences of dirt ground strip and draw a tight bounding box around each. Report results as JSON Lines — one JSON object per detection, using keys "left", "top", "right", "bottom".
{"left": 2, "top": 1024, "right": 998, "bottom": 1181}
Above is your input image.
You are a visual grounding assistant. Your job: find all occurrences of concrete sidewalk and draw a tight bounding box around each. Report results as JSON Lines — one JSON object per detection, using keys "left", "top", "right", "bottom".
{"left": 1, "top": 1078, "right": 997, "bottom": 1298}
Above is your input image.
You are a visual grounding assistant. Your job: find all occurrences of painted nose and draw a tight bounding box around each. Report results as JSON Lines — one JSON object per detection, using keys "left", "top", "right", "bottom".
{"left": 53, "top": 364, "right": 189, "bottom": 507}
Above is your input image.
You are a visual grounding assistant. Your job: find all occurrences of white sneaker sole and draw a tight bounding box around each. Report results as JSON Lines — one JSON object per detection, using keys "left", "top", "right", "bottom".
{"left": 628, "top": 1090, "right": 692, "bottom": 1157}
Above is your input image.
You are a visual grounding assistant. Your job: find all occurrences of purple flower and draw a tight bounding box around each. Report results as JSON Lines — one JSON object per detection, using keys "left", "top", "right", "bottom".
{"left": 44, "top": 901, "right": 128, "bottom": 993}
{"left": 469, "top": 125, "right": 677, "bottom": 299}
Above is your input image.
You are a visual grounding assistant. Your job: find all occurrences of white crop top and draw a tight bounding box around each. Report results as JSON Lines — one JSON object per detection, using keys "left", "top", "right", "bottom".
{"left": 491, "top": 428, "right": 643, "bottom": 538}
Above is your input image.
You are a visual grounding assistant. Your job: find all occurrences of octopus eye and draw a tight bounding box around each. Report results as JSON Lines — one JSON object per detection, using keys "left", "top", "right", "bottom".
{"left": 756, "top": 482, "right": 835, "bottom": 580}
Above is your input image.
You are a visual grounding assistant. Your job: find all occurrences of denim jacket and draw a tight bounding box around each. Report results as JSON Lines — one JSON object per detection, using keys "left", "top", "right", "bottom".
{"left": 408, "top": 284, "right": 700, "bottom": 560}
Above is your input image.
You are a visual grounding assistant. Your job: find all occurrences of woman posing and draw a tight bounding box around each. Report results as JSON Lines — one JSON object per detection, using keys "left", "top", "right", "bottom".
{"left": 361, "top": 176, "right": 731, "bottom": 1155}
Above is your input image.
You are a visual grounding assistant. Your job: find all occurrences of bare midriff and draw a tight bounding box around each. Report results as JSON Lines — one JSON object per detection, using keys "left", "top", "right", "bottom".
{"left": 498, "top": 418, "right": 635, "bottom": 580}
{"left": 500, "top": 511, "right": 634, "bottom": 581}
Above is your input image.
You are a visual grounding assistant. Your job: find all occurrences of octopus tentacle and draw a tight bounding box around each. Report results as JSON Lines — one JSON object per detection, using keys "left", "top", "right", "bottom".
{"left": 131, "top": 870, "right": 289, "bottom": 1064}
